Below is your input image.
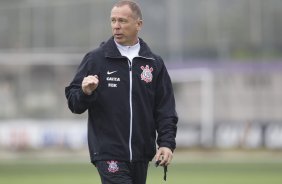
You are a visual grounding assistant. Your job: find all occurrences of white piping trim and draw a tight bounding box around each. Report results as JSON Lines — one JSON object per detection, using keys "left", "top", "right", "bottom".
{"left": 128, "top": 60, "right": 133, "bottom": 161}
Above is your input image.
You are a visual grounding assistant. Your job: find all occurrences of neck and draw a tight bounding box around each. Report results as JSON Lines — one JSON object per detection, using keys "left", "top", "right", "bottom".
{"left": 115, "top": 38, "right": 139, "bottom": 47}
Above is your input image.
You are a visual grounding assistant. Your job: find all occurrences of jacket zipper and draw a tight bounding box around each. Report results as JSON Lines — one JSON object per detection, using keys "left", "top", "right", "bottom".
{"left": 128, "top": 59, "right": 133, "bottom": 162}
{"left": 128, "top": 57, "right": 154, "bottom": 161}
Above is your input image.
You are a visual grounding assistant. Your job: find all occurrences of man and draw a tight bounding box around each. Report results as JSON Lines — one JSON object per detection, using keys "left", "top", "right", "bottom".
{"left": 65, "top": 1, "right": 178, "bottom": 183}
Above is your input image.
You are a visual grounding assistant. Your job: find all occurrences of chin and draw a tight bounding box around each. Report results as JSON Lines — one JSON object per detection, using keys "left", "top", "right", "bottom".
{"left": 115, "top": 39, "right": 126, "bottom": 45}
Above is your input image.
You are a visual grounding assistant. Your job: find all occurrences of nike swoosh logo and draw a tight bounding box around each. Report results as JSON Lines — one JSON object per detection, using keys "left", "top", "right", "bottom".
{"left": 107, "top": 70, "right": 117, "bottom": 75}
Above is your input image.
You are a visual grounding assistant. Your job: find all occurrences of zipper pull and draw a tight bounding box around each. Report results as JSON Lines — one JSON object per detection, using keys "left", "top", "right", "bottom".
{"left": 128, "top": 60, "right": 132, "bottom": 71}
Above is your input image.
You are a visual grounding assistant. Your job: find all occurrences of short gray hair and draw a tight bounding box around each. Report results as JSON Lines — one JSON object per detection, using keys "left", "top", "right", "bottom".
{"left": 113, "top": 0, "right": 143, "bottom": 20}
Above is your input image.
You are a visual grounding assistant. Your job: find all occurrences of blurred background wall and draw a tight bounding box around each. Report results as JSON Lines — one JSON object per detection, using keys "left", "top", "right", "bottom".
{"left": 0, "top": 0, "right": 282, "bottom": 151}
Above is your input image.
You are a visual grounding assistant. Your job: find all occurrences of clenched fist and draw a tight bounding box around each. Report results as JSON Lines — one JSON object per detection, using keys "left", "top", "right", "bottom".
{"left": 82, "top": 75, "right": 99, "bottom": 95}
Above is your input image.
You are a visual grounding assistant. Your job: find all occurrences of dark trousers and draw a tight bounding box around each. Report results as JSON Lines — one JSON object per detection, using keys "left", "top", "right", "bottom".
{"left": 95, "top": 161, "right": 149, "bottom": 184}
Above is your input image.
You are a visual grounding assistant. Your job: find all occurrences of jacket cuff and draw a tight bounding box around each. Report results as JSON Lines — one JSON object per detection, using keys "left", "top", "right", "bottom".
{"left": 79, "top": 88, "right": 97, "bottom": 103}
{"left": 158, "top": 142, "right": 175, "bottom": 152}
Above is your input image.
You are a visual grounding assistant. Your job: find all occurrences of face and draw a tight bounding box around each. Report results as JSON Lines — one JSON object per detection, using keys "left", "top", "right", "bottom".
{"left": 110, "top": 5, "right": 142, "bottom": 46}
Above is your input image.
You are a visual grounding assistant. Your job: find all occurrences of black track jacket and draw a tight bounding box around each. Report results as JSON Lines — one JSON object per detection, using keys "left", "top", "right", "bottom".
{"left": 65, "top": 37, "right": 178, "bottom": 163}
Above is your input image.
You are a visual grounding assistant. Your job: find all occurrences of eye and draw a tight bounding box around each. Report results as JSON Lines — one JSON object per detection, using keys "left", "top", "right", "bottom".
{"left": 118, "top": 18, "right": 127, "bottom": 23}
{"left": 111, "top": 19, "right": 116, "bottom": 23}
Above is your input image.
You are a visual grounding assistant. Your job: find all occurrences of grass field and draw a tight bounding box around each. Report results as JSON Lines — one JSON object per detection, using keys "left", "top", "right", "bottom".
{"left": 1, "top": 158, "right": 282, "bottom": 184}
{"left": 1, "top": 150, "right": 282, "bottom": 184}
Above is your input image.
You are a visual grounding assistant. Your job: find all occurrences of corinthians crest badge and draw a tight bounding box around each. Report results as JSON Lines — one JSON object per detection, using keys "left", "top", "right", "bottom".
{"left": 107, "top": 160, "right": 119, "bottom": 173}
{"left": 140, "top": 65, "right": 153, "bottom": 83}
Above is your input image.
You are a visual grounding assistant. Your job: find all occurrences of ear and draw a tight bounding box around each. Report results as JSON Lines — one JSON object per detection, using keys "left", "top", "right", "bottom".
{"left": 136, "top": 19, "right": 143, "bottom": 31}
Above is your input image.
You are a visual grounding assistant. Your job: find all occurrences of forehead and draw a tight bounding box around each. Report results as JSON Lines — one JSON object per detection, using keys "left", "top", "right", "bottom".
{"left": 111, "top": 5, "right": 134, "bottom": 18}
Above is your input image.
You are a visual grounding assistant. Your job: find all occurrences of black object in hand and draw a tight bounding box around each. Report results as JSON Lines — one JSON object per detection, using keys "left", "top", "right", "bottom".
{"left": 155, "top": 160, "right": 161, "bottom": 167}
{"left": 155, "top": 160, "right": 167, "bottom": 181}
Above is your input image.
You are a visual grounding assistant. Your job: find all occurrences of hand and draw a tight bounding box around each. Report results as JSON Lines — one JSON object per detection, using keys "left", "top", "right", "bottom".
{"left": 155, "top": 147, "right": 173, "bottom": 166}
{"left": 82, "top": 75, "right": 99, "bottom": 95}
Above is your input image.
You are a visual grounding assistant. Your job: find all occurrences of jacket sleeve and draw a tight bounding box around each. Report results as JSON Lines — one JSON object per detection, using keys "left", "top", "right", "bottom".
{"left": 65, "top": 53, "right": 98, "bottom": 114}
{"left": 154, "top": 59, "right": 178, "bottom": 151}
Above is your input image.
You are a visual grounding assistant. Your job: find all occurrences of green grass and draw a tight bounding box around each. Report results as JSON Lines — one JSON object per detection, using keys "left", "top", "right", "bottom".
{"left": 1, "top": 161, "right": 282, "bottom": 184}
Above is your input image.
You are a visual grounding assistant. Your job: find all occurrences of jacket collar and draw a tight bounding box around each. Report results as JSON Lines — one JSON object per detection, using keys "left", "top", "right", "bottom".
{"left": 104, "top": 37, "right": 155, "bottom": 60}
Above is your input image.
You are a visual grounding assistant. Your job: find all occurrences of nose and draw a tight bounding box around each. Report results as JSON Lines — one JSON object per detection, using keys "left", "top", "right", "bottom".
{"left": 112, "top": 21, "right": 121, "bottom": 29}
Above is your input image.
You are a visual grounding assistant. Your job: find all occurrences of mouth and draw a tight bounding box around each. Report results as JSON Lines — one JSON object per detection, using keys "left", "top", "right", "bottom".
{"left": 114, "top": 34, "right": 123, "bottom": 39}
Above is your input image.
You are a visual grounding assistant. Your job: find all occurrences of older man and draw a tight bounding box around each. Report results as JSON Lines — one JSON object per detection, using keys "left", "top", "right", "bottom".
{"left": 65, "top": 1, "right": 178, "bottom": 183}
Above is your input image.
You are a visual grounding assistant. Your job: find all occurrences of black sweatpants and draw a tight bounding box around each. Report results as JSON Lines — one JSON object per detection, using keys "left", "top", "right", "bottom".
{"left": 95, "top": 161, "right": 149, "bottom": 184}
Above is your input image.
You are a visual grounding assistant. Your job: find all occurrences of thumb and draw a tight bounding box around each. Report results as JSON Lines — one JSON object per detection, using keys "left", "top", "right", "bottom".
{"left": 94, "top": 75, "right": 99, "bottom": 79}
